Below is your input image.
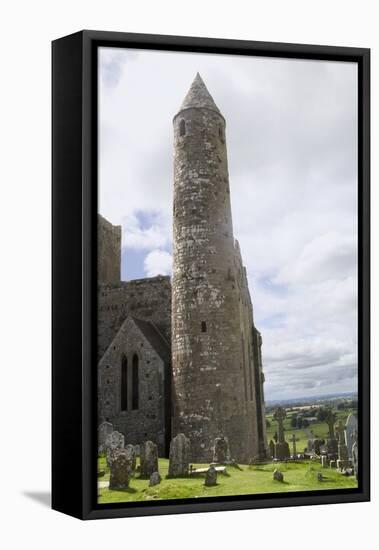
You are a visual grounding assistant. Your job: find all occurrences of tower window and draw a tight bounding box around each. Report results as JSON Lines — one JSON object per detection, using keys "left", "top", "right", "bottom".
{"left": 121, "top": 355, "right": 128, "bottom": 411}
{"left": 132, "top": 353, "right": 139, "bottom": 410}
{"left": 218, "top": 124, "right": 225, "bottom": 143}
{"left": 179, "top": 119, "right": 186, "bottom": 136}
{"left": 201, "top": 321, "right": 207, "bottom": 333}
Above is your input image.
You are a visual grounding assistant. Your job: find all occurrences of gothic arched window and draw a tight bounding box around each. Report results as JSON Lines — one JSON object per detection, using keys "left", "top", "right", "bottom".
{"left": 179, "top": 119, "right": 186, "bottom": 136}
{"left": 132, "top": 354, "right": 139, "bottom": 410}
{"left": 121, "top": 355, "right": 128, "bottom": 411}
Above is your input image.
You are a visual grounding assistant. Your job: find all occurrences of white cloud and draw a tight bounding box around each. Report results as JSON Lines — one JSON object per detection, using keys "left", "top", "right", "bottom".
{"left": 144, "top": 250, "right": 173, "bottom": 277}
{"left": 99, "top": 48, "right": 358, "bottom": 400}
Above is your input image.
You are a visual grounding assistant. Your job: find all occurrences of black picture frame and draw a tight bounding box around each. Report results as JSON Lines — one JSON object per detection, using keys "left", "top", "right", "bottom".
{"left": 52, "top": 30, "right": 370, "bottom": 520}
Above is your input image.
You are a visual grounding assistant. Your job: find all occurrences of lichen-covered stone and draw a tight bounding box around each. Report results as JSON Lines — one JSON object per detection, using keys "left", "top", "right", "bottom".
{"left": 204, "top": 466, "right": 217, "bottom": 486}
{"left": 140, "top": 441, "right": 158, "bottom": 478}
{"left": 105, "top": 431, "right": 124, "bottom": 453}
{"left": 273, "top": 469, "right": 284, "bottom": 482}
{"left": 98, "top": 421, "right": 113, "bottom": 454}
{"left": 168, "top": 433, "right": 190, "bottom": 477}
{"left": 149, "top": 471, "right": 161, "bottom": 487}
{"left": 109, "top": 451, "right": 130, "bottom": 490}
{"left": 213, "top": 436, "right": 231, "bottom": 464}
{"left": 171, "top": 73, "right": 268, "bottom": 464}
{"left": 274, "top": 441, "right": 290, "bottom": 460}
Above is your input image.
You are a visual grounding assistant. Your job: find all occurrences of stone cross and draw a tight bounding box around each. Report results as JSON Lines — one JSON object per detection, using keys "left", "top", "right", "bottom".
{"left": 325, "top": 409, "right": 336, "bottom": 439}
{"left": 335, "top": 419, "right": 345, "bottom": 445}
{"left": 345, "top": 414, "right": 358, "bottom": 458}
{"left": 273, "top": 407, "right": 286, "bottom": 443}
{"left": 290, "top": 433, "right": 297, "bottom": 457}
{"left": 351, "top": 430, "right": 358, "bottom": 479}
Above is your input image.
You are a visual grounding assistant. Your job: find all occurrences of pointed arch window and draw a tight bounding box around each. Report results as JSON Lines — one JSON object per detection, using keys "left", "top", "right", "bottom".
{"left": 179, "top": 119, "right": 186, "bottom": 136}
{"left": 121, "top": 355, "right": 128, "bottom": 411}
{"left": 132, "top": 353, "right": 139, "bottom": 410}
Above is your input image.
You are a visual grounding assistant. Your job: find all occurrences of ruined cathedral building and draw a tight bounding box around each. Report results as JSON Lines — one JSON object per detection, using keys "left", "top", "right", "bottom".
{"left": 98, "top": 74, "right": 268, "bottom": 463}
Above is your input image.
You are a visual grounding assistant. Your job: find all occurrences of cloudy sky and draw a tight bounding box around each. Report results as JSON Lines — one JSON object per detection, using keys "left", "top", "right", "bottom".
{"left": 98, "top": 47, "right": 358, "bottom": 401}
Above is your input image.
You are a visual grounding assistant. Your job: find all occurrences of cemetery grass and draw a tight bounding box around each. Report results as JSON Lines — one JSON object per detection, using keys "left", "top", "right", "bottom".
{"left": 265, "top": 408, "right": 356, "bottom": 453}
{"left": 98, "top": 457, "right": 357, "bottom": 504}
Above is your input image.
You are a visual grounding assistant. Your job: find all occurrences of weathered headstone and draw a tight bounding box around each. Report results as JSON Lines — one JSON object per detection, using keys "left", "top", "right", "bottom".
{"left": 345, "top": 414, "right": 358, "bottom": 459}
{"left": 313, "top": 439, "right": 323, "bottom": 455}
{"left": 321, "top": 455, "right": 328, "bottom": 468}
{"left": 290, "top": 434, "right": 297, "bottom": 458}
{"left": 335, "top": 419, "right": 349, "bottom": 469}
{"left": 269, "top": 439, "right": 275, "bottom": 459}
{"left": 140, "top": 440, "right": 158, "bottom": 478}
{"left": 204, "top": 466, "right": 217, "bottom": 486}
{"left": 105, "top": 431, "right": 125, "bottom": 467}
{"left": 149, "top": 471, "right": 161, "bottom": 487}
{"left": 273, "top": 407, "right": 290, "bottom": 460}
{"left": 107, "top": 446, "right": 136, "bottom": 473}
{"left": 351, "top": 430, "right": 358, "bottom": 480}
{"left": 168, "top": 433, "right": 190, "bottom": 477}
{"left": 98, "top": 421, "right": 114, "bottom": 453}
{"left": 109, "top": 451, "right": 130, "bottom": 490}
{"left": 105, "top": 430, "right": 124, "bottom": 452}
{"left": 124, "top": 444, "right": 136, "bottom": 473}
{"left": 213, "top": 436, "right": 231, "bottom": 464}
{"left": 273, "top": 468, "right": 284, "bottom": 482}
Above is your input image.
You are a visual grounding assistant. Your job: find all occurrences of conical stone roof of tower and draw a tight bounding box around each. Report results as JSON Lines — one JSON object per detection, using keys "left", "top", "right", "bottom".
{"left": 179, "top": 73, "right": 222, "bottom": 116}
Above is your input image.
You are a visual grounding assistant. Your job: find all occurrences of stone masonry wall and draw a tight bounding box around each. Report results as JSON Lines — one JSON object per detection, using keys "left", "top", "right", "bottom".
{"left": 98, "top": 214, "right": 121, "bottom": 285}
{"left": 98, "top": 276, "right": 172, "bottom": 360}
{"left": 171, "top": 100, "right": 260, "bottom": 463}
{"left": 98, "top": 317, "right": 168, "bottom": 456}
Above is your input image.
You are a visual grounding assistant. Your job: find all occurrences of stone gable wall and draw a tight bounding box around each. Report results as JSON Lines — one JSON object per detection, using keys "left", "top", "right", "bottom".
{"left": 98, "top": 317, "right": 168, "bottom": 456}
{"left": 98, "top": 276, "right": 171, "bottom": 360}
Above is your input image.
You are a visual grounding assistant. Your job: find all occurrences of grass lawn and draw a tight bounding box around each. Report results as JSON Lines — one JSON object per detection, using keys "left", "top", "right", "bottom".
{"left": 98, "top": 457, "right": 357, "bottom": 504}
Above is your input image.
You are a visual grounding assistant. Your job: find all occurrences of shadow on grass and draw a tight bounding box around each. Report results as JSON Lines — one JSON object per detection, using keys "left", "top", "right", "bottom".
{"left": 109, "top": 486, "right": 137, "bottom": 494}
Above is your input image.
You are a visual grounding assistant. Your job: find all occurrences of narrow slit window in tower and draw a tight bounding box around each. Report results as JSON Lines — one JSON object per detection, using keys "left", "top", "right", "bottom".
{"left": 132, "top": 354, "right": 139, "bottom": 410}
{"left": 179, "top": 119, "right": 186, "bottom": 136}
{"left": 121, "top": 355, "right": 128, "bottom": 411}
{"left": 218, "top": 124, "right": 224, "bottom": 143}
{"left": 201, "top": 321, "right": 207, "bottom": 333}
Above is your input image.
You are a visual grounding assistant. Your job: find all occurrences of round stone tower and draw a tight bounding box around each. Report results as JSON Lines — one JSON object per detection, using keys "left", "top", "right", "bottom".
{"left": 171, "top": 73, "right": 258, "bottom": 463}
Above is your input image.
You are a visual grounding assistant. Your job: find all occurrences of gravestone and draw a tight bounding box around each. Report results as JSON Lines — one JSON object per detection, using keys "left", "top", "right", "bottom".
{"left": 140, "top": 440, "right": 158, "bottom": 478}
{"left": 109, "top": 451, "right": 130, "bottom": 490}
{"left": 290, "top": 434, "right": 297, "bottom": 458}
{"left": 273, "top": 469, "right": 284, "bottom": 482}
{"left": 345, "top": 414, "right": 358, "bottom": 459}
{"left": 124, "top": 444, "right": 136, "bottom": 473}
{"left": 105, "top": 431, "right": 125, "bottom": 467}
{"left": 321, "top": 455, "right": 328, "bottom": 468}
{"left": 351, "top": 430, "right": 358, "bottom": 480}
{"left": 317, "top": 472, "right": 323, "bottom": 482}
{"left": 149, "top": 471, "right": 161, "bottom": 487}
{"left": 213, "top": 436, "right": 231, "bottom": 464}
{"left": 107, "top": 446, "right": 135, "bottom": 473}
{"left": 313, "top": 439, "right": 323, "bottom": 455}
{"left": 98, "top": 421, "right": 113, "bottom": 453}
{"left": 204, "top": 466, "right": 217, "bottom": 486}
{"left": 168, "top": 433, "right": 190, "bottom": 477}
{"left": 269, "top": 439, "right": 275, "bottom": 459}
{"left": 273, "top": 408, "right": 290, "bottom": 459}
{"left": 336, "top": 419, "right": 349, "bottom": 469}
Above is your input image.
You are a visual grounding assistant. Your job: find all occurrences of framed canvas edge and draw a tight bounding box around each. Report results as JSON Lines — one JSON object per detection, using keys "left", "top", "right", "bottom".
{"left": 52, "top": 30, "right": 370, "bottom": 520}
